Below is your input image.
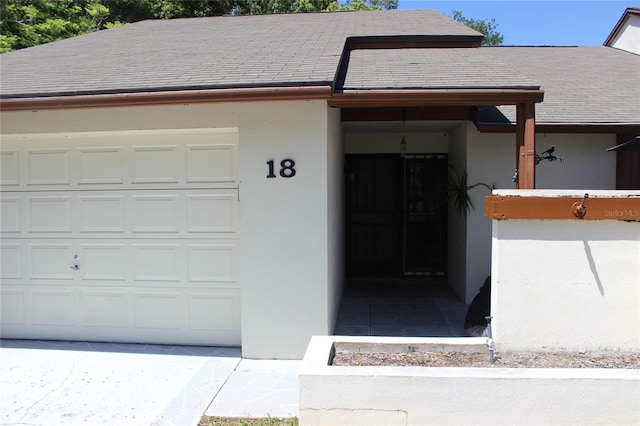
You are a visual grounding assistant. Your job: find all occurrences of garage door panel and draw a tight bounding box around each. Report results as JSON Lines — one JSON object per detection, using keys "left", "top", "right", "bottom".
{"left": 78, "top": 195, "right": 125, "bottom": 233}
{"left": 2, "top": 285, "right": 240, "bottom": 345}
{"left": 2, "top": 129, "right": 238, "bottom": 191}
{"left": 133, "top": 244, "right": 182, "bottom": 282}
{"left": 30, "top": 244, "right": 75, "bottom": 280}
{"left": 4, "top": 239, "right": 239, "bottom": 288}
{"left": 132, "top": 195, "right": 181, "bottom": 233}
{"left": 189, "top": 291, "right": 239, "bottom": 332}
{"left": 1, "top": 243, "right": 23, "bottom": 279}
{"left": 2, "top": 190, "right": 239, "bottom": 239}
{"left": 186, "top": 144, "right": 236, "bottom": 183}
{"left": 187, "top": 194, "right": 238, "bottom": 233}
{"left": 132, "top": 145, "right": 180, "bottom": 184}
{"left": 27, "top": 196, "right": 73, "bottom": 233}
{"left": 81, "top": 290, "right": 129, "bottom": 328}
{"left": 1, "top": 289, "right": 25, "bottom": 325}
{"left": 0, "top": 197, "right": 21, "bottom": 232}
{"left": 0, "top": 149, "right": 20, "bottom": 186}
{"left": 79, "top": 244, "right": 127, "bottom": 282}
{"left": 135, "top": 291, "right": 183, "bottom": 329}
{"left": 32, "top": 289, "right": 76, "bottom": 326}
{"left": 78, "top": 147, "right": 124, "bottom": 185}
{"left": 188, "top": 244, "right": 237, "bottom": 282}
{"left": 26, "top": 148, "right": 72, "bottom": 186}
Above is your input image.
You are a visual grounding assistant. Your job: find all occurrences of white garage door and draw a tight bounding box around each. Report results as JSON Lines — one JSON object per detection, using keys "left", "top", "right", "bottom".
{"left": 0, "top": 129, "right": 240, "bottom": 346}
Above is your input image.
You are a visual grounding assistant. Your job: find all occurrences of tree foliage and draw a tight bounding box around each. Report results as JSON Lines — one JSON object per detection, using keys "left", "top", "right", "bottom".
{"left": 0, "top": 0, "right": 109, "bottom": 52}
{"left": 100, "top": 0, "right": 237, "bottom": 21}
{"left": 451, "top": 10, "right": 504, "bottom": 46}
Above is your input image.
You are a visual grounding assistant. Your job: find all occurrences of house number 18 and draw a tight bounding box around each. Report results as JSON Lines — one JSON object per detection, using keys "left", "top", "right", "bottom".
{"left": 267, "top": 159, "right": 296, "bottom": 178}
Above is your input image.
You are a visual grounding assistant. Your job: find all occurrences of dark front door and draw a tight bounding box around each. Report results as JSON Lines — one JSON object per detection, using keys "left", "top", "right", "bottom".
{"left": 345, "top": 154, "right": 448, "bottom": 276}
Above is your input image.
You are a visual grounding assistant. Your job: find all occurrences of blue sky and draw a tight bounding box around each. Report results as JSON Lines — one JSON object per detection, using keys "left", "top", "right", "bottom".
{"left": 397, "top": 1, "right": 633, "bottom": 46}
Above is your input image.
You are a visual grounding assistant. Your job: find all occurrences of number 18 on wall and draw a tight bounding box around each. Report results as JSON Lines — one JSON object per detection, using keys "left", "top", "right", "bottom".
{"left": 267, "top": 159, "right": 296, "bottom": 178}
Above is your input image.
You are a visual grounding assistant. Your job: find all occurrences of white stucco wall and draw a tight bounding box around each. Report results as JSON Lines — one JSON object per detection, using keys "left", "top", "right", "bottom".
{"left": 1, "top": 100, "right": 338, "bottom": 359}
{"left": 491, "top": 190, "right": 640, "bottom": 352}
{"left": 462, "top": 125, "right": 617, "bottom": 302}
{"left": 447, "top": 124, "right": 469, "bottom": 300}
{"left": 610, "top": 14, "right": 640, "bottom": 55}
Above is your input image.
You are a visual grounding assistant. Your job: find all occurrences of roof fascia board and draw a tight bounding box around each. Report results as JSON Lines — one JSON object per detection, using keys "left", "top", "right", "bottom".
{"left": 329, "top": 89, "right": 544, "bottom": 108}
{"left": 345, "top": 35, "right": 483, "bottom": 49}
{"left": 0, "top": 86, "right": 333, "bottom": 111}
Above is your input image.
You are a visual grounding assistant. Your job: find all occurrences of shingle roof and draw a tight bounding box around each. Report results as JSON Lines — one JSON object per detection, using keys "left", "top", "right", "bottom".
{"left": 1, "top": 10, "right": 638, "bottom": 127}
{"left": 0, "top": 10, "right": 478, "bottom": 98}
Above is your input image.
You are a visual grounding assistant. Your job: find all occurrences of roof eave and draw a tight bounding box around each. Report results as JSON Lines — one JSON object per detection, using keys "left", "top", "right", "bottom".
{"left": 0, "top": 85, "right": 333, "bottom": 111}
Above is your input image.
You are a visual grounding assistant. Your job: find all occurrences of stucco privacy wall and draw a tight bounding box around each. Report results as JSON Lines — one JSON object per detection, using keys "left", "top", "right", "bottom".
{"left": 1, "top": 100, "right": 337, "bottom": 359}
{"left": 491, "top": 190, "right": 640, "bottom": 352}
{"left": 461, "top": 125, "right": 616, "bottom": 303}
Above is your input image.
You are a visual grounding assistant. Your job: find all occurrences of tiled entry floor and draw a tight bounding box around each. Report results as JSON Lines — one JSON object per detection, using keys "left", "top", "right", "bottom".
{"left": 334, "top": 276, "right": 469, "bottom": 337}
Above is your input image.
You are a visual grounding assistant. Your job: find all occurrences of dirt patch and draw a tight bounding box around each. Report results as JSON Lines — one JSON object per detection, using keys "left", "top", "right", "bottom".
{"left": 332, "top": 350, "right": 640, "bottom": 369}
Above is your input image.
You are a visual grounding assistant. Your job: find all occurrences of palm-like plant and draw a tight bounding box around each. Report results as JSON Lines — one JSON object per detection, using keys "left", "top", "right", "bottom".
{"left": 448, "top": 166, "right": 493, "bottom": 215}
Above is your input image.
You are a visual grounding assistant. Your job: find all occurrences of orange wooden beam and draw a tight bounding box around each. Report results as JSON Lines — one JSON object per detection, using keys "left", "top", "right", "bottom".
{"left": 485, "top": 195, "right": 640, "bottom": 220}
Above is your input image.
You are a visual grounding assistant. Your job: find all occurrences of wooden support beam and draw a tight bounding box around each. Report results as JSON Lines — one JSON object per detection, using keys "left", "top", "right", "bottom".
{"left": 516, "top": 102, "right": 536, "bottom": 189}
{"left": 515, "top": 103, "right": 536, "bottom": 189}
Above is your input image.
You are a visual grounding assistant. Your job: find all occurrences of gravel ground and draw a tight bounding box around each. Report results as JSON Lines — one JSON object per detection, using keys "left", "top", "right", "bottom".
{"left": 332, "top": 350, "right": 640, "bottom": 368}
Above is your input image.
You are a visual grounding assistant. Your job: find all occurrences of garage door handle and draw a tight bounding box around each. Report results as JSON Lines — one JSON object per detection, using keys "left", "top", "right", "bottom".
{"left": 70, "top": 264, "right": 80, "bottom": 270}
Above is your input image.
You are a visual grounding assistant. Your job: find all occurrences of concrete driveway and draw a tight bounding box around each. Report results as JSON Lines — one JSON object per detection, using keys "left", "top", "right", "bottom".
{"left": 0, "top": 339, "right": 300, "bottom": 425}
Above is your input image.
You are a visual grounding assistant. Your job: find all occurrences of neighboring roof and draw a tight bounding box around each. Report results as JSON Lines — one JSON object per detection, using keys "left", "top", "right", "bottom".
{"left": 604, "top": 7, "right": 640, "bottom": 46}
{"left": 0, "top": 10, "right": 479, "bottom": 98}
{"left": 476, "top": 46, "right": 640, "bottom": 127}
